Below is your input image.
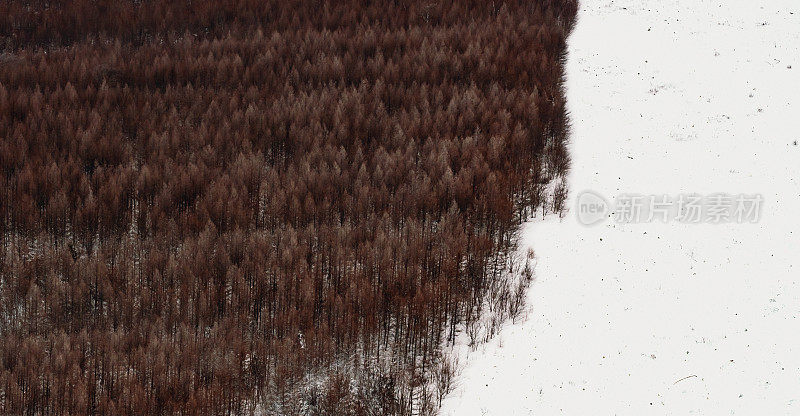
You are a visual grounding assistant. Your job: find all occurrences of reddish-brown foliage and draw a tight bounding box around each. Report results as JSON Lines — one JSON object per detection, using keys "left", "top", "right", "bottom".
{"left": 0, "top": 1, "right": 576, "bottom": 414}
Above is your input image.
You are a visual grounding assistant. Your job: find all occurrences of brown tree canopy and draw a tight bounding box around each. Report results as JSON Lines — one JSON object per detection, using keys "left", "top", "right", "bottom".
{"left": 0, "top": 1, "right": 576, "bottom": 414}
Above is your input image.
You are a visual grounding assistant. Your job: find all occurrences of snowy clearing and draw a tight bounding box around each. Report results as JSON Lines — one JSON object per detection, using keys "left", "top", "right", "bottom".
{"left": 440, "top": 0, "right": 800, "bottom": 414}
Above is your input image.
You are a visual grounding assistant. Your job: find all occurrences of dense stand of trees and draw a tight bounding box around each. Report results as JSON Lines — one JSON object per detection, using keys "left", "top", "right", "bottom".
{"left": 0, "top": 1, "right": 576, "bottom": 414}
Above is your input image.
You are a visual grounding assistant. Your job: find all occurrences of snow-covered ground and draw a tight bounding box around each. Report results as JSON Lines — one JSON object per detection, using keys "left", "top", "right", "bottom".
{"left": 440, "top": 0, "right": 800, "bottom": 414}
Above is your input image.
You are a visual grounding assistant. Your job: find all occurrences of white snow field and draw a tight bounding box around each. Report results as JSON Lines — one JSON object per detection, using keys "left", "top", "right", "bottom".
{"left": 440, "top": 0, "right": 799, "bottom": 414}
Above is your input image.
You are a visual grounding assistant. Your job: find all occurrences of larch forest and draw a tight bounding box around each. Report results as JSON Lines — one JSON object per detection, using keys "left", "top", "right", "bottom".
{"left": 0, "top": 1, "right": 577, "bottom": 414}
